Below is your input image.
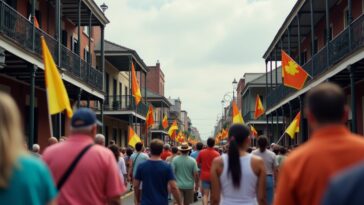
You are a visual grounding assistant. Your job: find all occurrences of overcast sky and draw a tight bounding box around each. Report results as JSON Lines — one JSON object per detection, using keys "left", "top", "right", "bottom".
{"left": 95, "top": 0, "right": 296, "bottom": 139}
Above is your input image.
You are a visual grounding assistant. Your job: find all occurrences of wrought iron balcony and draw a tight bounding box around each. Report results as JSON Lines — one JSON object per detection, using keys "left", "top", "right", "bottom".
{"left": 103, "top": 95, "right": 148, "bottom": 117}
{"left": 243, "top": 111, "right": 266, "bottom": 123}
{"left": 0, "top": 1, "right": 103, "bottom": 91}
{"left": 267, "top": 14, "right": 364, "bottom": 110}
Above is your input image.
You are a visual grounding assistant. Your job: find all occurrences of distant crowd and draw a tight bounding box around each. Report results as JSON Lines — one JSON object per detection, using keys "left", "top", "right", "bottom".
{"left": 2, "top": 82, "right": 364, "bottom": 205}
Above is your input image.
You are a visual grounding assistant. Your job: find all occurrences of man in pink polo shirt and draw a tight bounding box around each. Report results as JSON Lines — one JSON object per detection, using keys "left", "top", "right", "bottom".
{"left": 43, "top": 108, "right": 125, "bottom": 205}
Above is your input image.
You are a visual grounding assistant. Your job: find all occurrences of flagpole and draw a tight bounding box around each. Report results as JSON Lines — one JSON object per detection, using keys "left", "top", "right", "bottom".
{"left": 275, "top": 132, "right": 286, "bottom": 145}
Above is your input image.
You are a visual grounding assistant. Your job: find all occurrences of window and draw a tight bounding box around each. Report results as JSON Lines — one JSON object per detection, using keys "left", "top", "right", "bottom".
{"left": 344, "top": 7, "right": 349, "bottom": 28}
{"left": 84, "top": 48, "right": 90, "bottom": 63}
{"left": 83, "top": 26, "right": 91, "bottom": 37}
{"left": 71, "top": 37, "right": 79, "bottom": 54}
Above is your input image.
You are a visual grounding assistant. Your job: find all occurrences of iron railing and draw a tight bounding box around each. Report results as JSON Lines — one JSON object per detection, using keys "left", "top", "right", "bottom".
{"left": 243, "top": 111, "right": 266, "bottom": 122}
{"left": 267, "top": 14, "right": 364, "bottom": 110}
{"left": 103, "top": 95, "right": 149, "bottom": 117}
{"left": 0, "top": 1, "right": 102, "bottom": 91}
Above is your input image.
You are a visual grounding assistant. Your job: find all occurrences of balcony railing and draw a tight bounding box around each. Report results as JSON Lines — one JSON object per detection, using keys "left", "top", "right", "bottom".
{"left": 243, "top": 111, "right": 266, "bottom": 122}
{"left": 103, "top": 95, "right": 148, "bottom": 117}
{"left": 267, "top": 14, "right": 364, "bottom": 110}
{"left": 0, "top": 1, "right": 102, "bottom": 91}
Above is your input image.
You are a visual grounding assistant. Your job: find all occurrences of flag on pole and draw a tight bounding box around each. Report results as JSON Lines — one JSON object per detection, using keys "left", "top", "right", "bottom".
{"left": 281, "top": 50, "right": 309, "bottom": 90}
{"left": 131, "top": 62, "right": 142, "bottom": 105}
{"left": 221, "top": 128, "right": 228, "bottom": 140}
{"left": 232, "top": 101, "right": 244, "bottom": 124}
{"left": 250, "top": 125, "right": 258, "bottom": 138}
{"left": 41, "top": 36, "right": 73, "bottom": 118}
{"left": 168, "top": 120, "right": 178, "bottom": 137}
{"left": 128, "top": 126, "right": 141, "bottom": 148}
{"left": 162, "top": 115, "right": 169, "bottom": 129}
{"left": 285, "top": 111, "right": 301, "bottom": 139}
{"left": 254, "top": 95, "right": 265, "bottom": 119}
{"left": 146, "top": 105, "right": 154, "bottom": 128}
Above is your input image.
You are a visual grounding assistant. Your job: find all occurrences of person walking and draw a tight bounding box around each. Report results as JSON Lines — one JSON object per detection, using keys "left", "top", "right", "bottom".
{"left": 210, "top": 124, "right": 267, "bottom": 205}
{"left": 161, "top": 144, "right": 173, "bottom": 161}
{"left": 128, "top": 142, "right": 149, "bottom": 183}
{"left": 190, "top": 142, "right": 203, "bottom": 160}
{"left": 171, "top": 142, "right": 199, "bottom": 205}
{"left": 108, "top": 145, "right": 127, "bottom": 187}
{"left": 31, "top": 144, "right": 41, "bottom": 158}
{"left": 275, "top": 147, "right": 287, "bottom": 169}
{"left": 95, "top": 134, "right": 105, "bottom": 146}
{"left": 43, "top": 108, "right": 125, "bottom": 205}
{"left": 0, "top": 92, "right": 58, "bottom": 205}
{"left": 134, "top": 139, "right": 182, "bottom": 205}
{"left": 196, "top": 137, "right": 220, "bottom": 205}
{"left": 274, "top": 83, "right": 364, "bottom": 205}
{"left": 166, "top": 146, "right": 179, "bottom": 164}
{"left": 252, "top": 136, "right": 277, "bottom": 205}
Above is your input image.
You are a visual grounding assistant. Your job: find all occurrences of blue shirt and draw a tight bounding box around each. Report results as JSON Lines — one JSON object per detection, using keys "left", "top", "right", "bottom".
{"left": 190, "top": 150, "right": 200, "bottom": 159}
{"left": 130, "top": 152, "right": 149, "bottom": 177}
{"left": 0, "top": 155, "right": 57, "bottom": 205}
{"left": 322, "top": 162, "right": 364, "bottom": 205}
{"left": 135, "top": 160, "right": 175, "bottom": 205}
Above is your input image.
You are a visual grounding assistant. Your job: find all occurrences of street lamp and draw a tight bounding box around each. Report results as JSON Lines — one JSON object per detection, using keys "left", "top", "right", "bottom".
{"left": 232, "top": 78, "right": 238, "bottom": 100}
{"left": 100, "top": 3, "right": 108, "bottom": 13}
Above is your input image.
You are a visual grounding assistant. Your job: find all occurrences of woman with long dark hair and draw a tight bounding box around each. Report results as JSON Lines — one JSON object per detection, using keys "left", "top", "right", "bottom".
{"left": 210, "top": 124, "right": 266, "bottom": 205}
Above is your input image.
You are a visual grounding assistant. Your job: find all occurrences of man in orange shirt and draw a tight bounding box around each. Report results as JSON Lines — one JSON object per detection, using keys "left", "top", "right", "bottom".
{"left": 274, "top": 83, "right": 364, "bottom": 205}
{"left": 161, "top": 144, "right": 172, "bottom": 161}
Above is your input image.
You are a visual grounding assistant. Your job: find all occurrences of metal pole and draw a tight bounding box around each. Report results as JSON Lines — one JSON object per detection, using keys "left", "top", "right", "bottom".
{"left": 28, "top": 65, "right": 37, "bottom": 149}
{"left": 309, "top": 0, "right": 315, "bottom": 75}
{"left": 297, "top": 14, "right": 301, "bottom": 64}
{"left": 56, "top": 0, "right": 61, "bottom": 66}
{"left": 281, "top": 106, "right": 286, "bottom": 146}
{"left": 265, "top": 60, "right": 269, "bottom": 134}
{"left": 270, "top": 56, "right": 273, "bottom": 90}
{"left": 77, "top": 0, "right": 81, "bottom": 69}
{"left": 288, "top": 27, "right": 291, "bottom": 55}
{"left": 101, "top": 100, "right": 104, "bottom": 134}
{"left": 288, "top": 101, "right": 292, "bottom": 146}
{"left": 275, "top": 45, "right": 278, "bottom": 87}
{"left": 325, "top": 0, "right": 330, "bottom": 65}
{"left": 31, "top": 0, "right": 35, "bottom": 51}
{"left": 348, "top": 0, "right": 352, "bottom": 50}
{"left": 276, "top": 109, "right": 279, "bottom": 142}
{"left": 349, "top": 65, "right": 357, "bottom": 133}
{"left": 101, "top": 26, "right": 105, "bottom": 90}
{"left": 77, "top": 88, "right": 82, "bottom": 107}
{"left": 299, "top": 96, "right": 306, "bottom": 142}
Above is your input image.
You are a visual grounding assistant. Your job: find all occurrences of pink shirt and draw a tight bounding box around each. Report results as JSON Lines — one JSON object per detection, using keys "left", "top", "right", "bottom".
{"left": 43, "top": 135, "right": 125, "bottom": 205}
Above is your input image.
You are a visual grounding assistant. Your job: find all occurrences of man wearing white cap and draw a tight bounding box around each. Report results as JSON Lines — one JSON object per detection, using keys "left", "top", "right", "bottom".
{"left": 172, "top": 142, "right": 199, "bottom": 205}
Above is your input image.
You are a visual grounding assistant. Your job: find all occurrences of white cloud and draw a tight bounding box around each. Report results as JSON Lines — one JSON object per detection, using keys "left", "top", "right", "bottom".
{"left": 96, "top": 0, "right": 296, "bottom": 139}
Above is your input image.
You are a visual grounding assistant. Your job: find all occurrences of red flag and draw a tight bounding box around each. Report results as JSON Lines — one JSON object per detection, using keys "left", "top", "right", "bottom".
{"left": 254, "top": 95, "right": 265, "bottom": 119}
{"left": 281, "top": 50, "right": 309, "bottom": 90}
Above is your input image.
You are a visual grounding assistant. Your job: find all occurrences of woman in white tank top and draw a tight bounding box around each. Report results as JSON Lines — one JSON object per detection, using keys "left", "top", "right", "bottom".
{"left": 210, "top": 124, "right": 267, "bottom": 205}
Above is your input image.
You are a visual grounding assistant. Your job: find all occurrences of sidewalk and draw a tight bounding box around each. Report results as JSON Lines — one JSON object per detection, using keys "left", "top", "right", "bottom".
{"left": 121, "top": 191, "right": 202, "bottom": 205}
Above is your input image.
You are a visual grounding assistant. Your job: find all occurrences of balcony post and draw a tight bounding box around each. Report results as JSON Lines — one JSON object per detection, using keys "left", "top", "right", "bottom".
{"left": 309, "top": 0, "right": 315, "bottom": 75}
{"left": 28, "top": 64, "right": 37, "bottom": 149}
{"left": 265, "top": 60, "right": 269, "bottom": 134}
{"left": 55, "top": 0, "right": 61, "bottom": 66}
{"left": 348, "top": 65, "right": 357, "bottom": 133}
{"left": 288, "top": 26, "right": 291, "bottom": 55}
{"left": 77, "top": 88, "right": 82, "bottom": 107}
{"left": 270, "top": 55, "right": 273, "bottom": 91}
{"left": 101, "top": 26, "right": 105, "bottom": 90}
{"left": 77, "top": 0, "right": 81, "bottom": 70}
{"left": 348, "top": 0, "right": 352, "bottom": 50}
{"left": 129, "top": 56, "right": 133, "bottom": 111}
{"left": 297, "top": 14, "right": 301, "bottom": 64}
{"left": 276, "top": 110, "right": 279, "bottom": 142}
{"left": 281, "top": 106, "right": 285, "bottom": 146}
{"left": 275, "top": 45, "right": 278, "bottom": 87}
{"left": 288, "top": 101, "right": 292, "bottom": 146}
{"left": 325, "top": 0, "right": 330, "bottom": 65}
{"left": 88, "top": 10, "right": 92, "bottom": 80}
{"left": 100, "top": 100, "right": 104, "bottom": 135}
{"left": 31, "top": 0, "right": 36, "bottom": 51}
{"left": 299, "top": 96, "right": 307, "bottom": 142}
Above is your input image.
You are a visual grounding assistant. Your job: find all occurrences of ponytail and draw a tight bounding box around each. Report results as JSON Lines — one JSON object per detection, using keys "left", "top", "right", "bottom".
{"left": 227, "top": 124, "right": 250, "bottom": 189}
{"left": 228, "top": 139, "right": 241, "bottom": 188}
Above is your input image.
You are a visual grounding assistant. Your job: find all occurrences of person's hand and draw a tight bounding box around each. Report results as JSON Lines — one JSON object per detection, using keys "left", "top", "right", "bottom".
{"left": 127, "top": 175, "right": 132, "bottom": 182}
{"left": 194, "top": 184, "right": 199, "bottom": 192}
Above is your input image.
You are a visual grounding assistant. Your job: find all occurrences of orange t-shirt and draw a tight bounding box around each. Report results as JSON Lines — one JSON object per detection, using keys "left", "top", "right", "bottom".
{"left": 161, "top": 150, "right": 172, "bottom": 161}
{"left": 274, "top": 125, "right": 364, "bottom": 205}
{"left": 196, "top": 147, "right": 220, "bottom": 181}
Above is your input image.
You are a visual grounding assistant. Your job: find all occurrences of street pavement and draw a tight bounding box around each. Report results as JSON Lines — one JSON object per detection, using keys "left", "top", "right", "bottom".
{"left": 121, "top": 191, "right": 202, "bottom": 205}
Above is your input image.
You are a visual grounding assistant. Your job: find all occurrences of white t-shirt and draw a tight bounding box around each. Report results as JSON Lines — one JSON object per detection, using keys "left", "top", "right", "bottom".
{"left": 118, "top": 157, "right": 127, "bottom": 175}
{"left": 252, "top": 149, "right": 277, "bottom": 175}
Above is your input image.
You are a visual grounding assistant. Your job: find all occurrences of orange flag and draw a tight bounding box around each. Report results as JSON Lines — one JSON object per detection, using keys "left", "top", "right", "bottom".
{"left": 232, "top": 101, "right": 244, "bottom": 124}
{"left": 146, "top": 105, "right": 154, "bottom": 128}
{"left": 254, "top": 95, "right": 265, "bottom": 119}
{"left": 250, "top": 125, "right": 258, "bottom": 138}
{"left": 128, "top": 126, "right": 141, "bottom": 148}
{"left": 162, "top": 115, "right": 169, "bottom": 129}
{"left": 281, "top": 50, "right": 309, "bottom": 90}
{"left": 131, "top": 62, "right": 142, "bottom": 105}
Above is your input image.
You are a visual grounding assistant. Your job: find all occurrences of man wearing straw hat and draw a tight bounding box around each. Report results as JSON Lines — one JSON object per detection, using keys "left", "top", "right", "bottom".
{"left": 172, "top": 142, "right": 199, "bottom": 205}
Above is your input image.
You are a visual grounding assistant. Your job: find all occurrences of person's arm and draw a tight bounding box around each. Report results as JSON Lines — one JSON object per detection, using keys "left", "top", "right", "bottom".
{"left": 254, "top": 157, "right": 267, "bottom": 205}
{"left": 133, "top": 179, "right": 141, "bottom": 205}
{"left": 128, "top": 160, "right": 133, "bottom": 182}
{"left": 169, "top": 180, "right": 182, "bottom": 205}
{"left": 192, "top": 159, "right": 199, "bottom": 192}
{"left": 210, "top": 157, "right": 223, "bottom": 205}
{"left": 108, "top": 196, "right": 121, "bottom": 205}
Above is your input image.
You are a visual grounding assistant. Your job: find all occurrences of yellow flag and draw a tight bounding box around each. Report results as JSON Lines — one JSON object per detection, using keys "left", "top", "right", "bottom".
{"left": 232, "top": 101, "right": 244, "bottom": 124}
{"left": 285, "top": 112, "right": 301, "bottom": 139}
{"left": 168, "top": 120, "right": 178, "bottom": 137}
{"left": 128, "top": 126, "right": 141, "bottom": 148}
{"left": 131, "top": 62, "right": 142, "bottom": 105}
{"left": 41, "top": 36, "right": 73, "bottom": 118}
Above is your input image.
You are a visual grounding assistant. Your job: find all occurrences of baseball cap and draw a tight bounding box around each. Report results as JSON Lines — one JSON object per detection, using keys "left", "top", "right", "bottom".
{"left": 71, "top": 108, "right": 102, "bottom": 129}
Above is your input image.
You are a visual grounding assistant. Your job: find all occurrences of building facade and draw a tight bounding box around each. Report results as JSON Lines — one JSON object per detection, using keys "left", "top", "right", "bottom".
{"left": 263, "top": 0, "right": 364, "bottom": 146}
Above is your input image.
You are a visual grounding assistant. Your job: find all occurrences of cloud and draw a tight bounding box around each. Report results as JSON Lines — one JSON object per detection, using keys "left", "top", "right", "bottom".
{"left": 96, "top": 0, "right": 296, "bottom": 139}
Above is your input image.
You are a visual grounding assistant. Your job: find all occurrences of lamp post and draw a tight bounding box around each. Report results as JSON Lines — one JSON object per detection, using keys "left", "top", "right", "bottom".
{"left": 232, "top": 78, "right": 238, "bottom": 102}
{"left": 100, "top": 3, "right": 108, "bottom": 13}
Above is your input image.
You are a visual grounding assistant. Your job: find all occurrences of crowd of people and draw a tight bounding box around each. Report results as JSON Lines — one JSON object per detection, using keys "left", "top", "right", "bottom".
{"left": 2, "top": 83, "right": 364, "bottom": 205}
